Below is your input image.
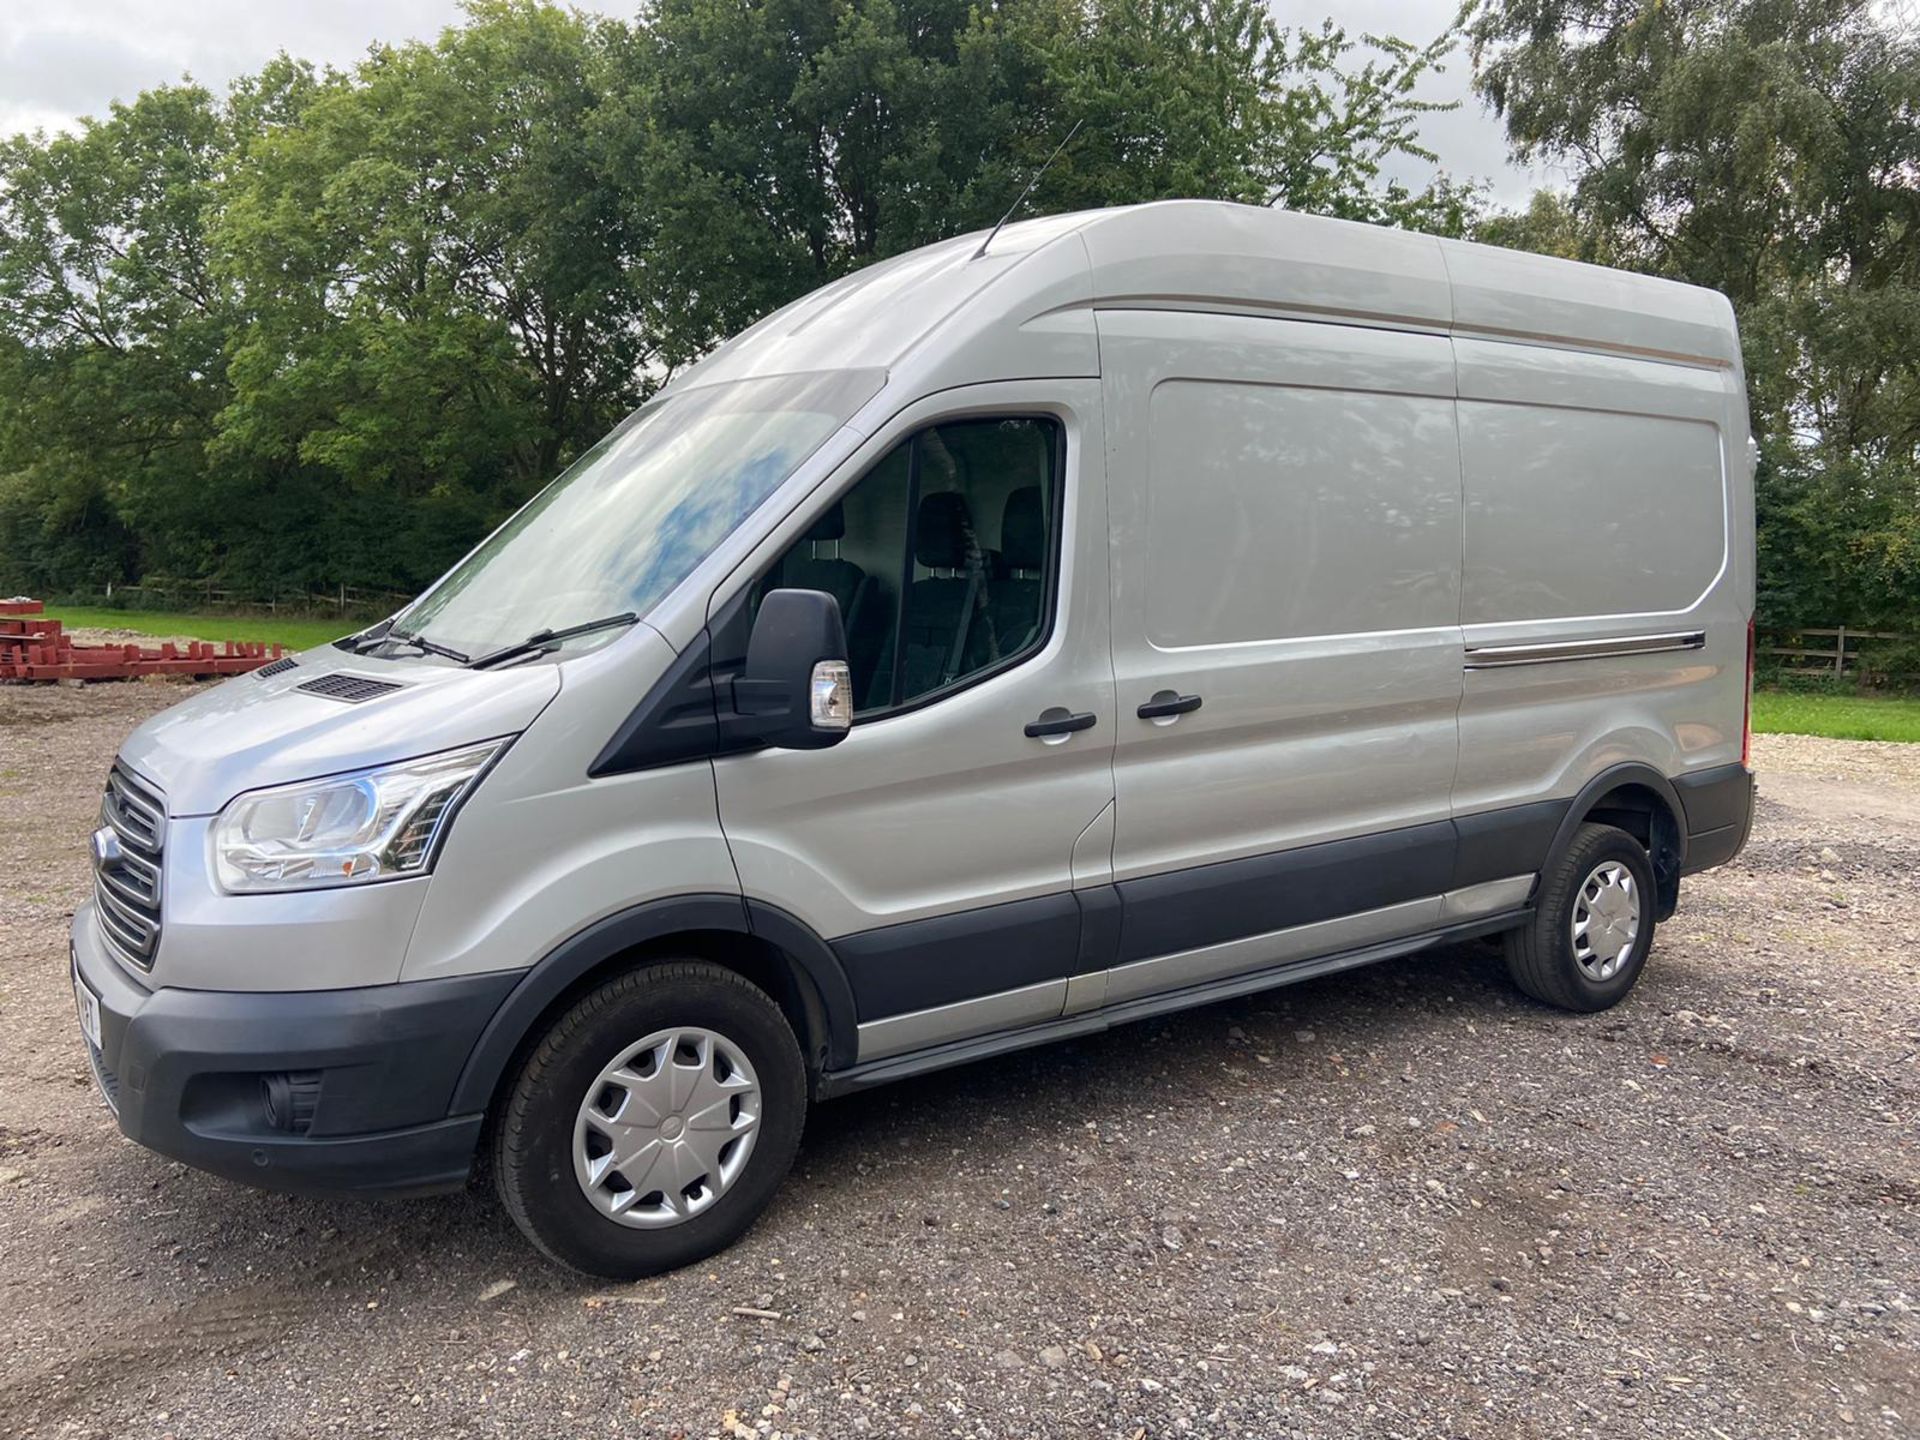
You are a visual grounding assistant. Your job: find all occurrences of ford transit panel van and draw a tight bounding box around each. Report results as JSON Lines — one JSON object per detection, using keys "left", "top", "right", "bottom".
{"left": 71, "top": 201, "right": 1755, "bottom": 1276}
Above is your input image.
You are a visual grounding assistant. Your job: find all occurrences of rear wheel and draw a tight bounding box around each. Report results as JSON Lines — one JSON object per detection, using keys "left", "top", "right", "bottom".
{"left": 1503, "top": 822, "right": 1655, "bottom": 1012}
{"left": 493, "top": 960, "right": 806, "bottom": 1277}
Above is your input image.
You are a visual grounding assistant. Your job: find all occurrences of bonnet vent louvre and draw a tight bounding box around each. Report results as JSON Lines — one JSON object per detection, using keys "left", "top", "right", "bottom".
{"left": 295, "top": 673, "right": 406, "bottom": 704}
{"left": 255, "top": 656, "right": 299, "bottom": 679}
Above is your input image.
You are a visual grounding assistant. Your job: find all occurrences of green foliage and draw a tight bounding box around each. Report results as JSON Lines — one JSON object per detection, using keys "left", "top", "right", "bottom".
{"left": 0, "top": 82, "right": 235, "bottom": 592}
{"left": 1262, "top": 13, "right": 1482, "bottom": 234}
{"left": 612, "top": 0, "right": 1029, "bottom": 362}
{"left": 1015, "top": 0, "right": 1292, "bottom": 212}
{"left": 0, "top": 0, "right": 1476, "bottom": 601}
{"left": 1471, "top": 188, "right": 1613, "bottom": 262}
{"left": 1470, "top": 1, "right": 1920, "bottom": 635}
{"left": 618, "top": 0, "right": 1481, "bottom": 362}
{"left": 211, "top": 2, "right": 649, "bottom": 592}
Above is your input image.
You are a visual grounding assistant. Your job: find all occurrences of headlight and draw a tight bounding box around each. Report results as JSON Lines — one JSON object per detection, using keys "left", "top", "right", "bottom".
{"left": 211, "top": 739, "right": 508, "bottom": 894}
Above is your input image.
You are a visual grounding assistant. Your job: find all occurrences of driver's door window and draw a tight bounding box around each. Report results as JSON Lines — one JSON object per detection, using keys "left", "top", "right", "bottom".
{"left": 757, "top": 416, "right": 1059, "bottom": 716}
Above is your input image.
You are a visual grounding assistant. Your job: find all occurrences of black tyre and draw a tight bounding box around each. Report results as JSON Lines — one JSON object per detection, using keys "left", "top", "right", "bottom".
{"left": 1503, "top": 822, "right": 1656, "bottom": 1012}
{"left": 493, "top": 960, "right": 806, "bottom": 1278}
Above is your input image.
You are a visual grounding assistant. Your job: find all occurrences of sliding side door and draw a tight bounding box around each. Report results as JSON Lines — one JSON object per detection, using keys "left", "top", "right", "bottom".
{"left": 1091, "top": 310, "right": 1469, "bottom": 1008}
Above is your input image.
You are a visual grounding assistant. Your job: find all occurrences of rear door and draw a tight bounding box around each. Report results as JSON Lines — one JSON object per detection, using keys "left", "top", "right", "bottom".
{"left": 1090, "top": 310, "right": 1469, "bottom": 1008}
{"left": 712, "top": 382, "right": 1116, "bottom": 1063}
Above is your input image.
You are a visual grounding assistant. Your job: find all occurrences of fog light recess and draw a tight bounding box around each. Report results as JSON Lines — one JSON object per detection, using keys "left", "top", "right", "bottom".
{"left": 260, "top": 1071, "right": 323, "bottom": 1134}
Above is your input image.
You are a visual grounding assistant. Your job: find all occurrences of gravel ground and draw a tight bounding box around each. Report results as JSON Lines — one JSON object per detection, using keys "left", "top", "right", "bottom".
{"left": 1, "top": 682, "right": 1915, "bottom": 1439}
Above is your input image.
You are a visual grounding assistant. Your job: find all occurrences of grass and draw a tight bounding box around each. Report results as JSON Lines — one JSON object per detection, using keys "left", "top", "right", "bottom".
{"left": 38, "top": 606, "right": 352, "bottom": 652}
{"left": 1752, "top": 688, "right": 1920, "bottom": 743}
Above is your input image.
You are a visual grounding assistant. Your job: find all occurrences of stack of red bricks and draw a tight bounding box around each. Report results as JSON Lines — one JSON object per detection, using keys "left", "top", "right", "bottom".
{"left": 1, "top": 599, "right": 284, "bottom": 682}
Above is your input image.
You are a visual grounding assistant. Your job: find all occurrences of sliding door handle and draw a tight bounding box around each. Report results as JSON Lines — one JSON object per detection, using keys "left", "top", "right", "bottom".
{"left": 1024, "top": 707, "right": 1098, "bottom": 739}
{"left": 1137, "top": 691, "right": 1202, "bottom": 720}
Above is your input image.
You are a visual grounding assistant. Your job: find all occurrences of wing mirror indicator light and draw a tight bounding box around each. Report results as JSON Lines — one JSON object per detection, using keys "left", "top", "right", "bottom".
{"left": 810, "top": 660, "right": 853, "bottom": 730}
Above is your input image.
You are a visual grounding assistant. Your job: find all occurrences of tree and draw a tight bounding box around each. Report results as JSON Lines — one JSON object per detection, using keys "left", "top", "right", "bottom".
{"left": 1260, "top": 15, "right": 1481, "bottom": 234}
{"left": 616, "top": 0, "right": 1483, "bottom": 363}
{"left": 1471, "top": 188, "right": 1594, "bottom": 262}
{"left": 0, "top": 0, "right": 1481, "bottom": 602}
{"left": 1009, "top": 0, "right": 1293, "bottom": 210}
{"left": 214, "top": 0, "right": 650, "bottom": 595}
{"left": 0, "top": 80, "right": 246, "bottom": 591}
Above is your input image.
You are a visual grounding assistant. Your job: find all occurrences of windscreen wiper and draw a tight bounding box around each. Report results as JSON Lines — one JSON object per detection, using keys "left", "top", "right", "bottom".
{"left": 467, "top": 613, "right": 638, "bottom": 670}
{"left": 338, "top": 619, "right": 394, "bottom": 654}
{"left": 385, "top": 627, "right": 471, "bottom": 664}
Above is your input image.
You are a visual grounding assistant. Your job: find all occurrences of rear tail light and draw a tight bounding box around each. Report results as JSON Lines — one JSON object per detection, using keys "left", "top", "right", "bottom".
{"left": 1741, "top": 617, "right": 1755, "bottom": 769}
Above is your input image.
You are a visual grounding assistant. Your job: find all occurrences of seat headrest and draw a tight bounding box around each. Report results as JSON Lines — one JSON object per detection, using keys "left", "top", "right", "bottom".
{"left": 1000, "top": 487, "right": 1045, "bottom": 572}
{"left": 804, "top": 501, "right": 846, "bottom": 543}
{"left": 915, "top": 491, "right": 975, "bottom": 570}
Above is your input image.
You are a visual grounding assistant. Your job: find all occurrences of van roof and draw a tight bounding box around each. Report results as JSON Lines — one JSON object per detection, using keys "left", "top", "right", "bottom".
{"left": 673, "top": 200, "right": 1739, "bottom": 397}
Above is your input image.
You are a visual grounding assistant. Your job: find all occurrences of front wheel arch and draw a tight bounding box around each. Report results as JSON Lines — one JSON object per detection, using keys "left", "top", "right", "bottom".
{"left": 448, "top": 895, "right": 858, "bottom": 1120}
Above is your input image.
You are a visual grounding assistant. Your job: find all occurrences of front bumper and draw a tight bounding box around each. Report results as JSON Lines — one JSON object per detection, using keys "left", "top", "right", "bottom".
{"left": 71, "top": 903, "right": 519, "bottom": 1196}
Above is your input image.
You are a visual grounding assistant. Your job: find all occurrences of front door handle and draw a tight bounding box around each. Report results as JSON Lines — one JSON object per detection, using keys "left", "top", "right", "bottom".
{"left": 1024, "top": 707, "right": 1098, "bottom": 739}
{"left": 1137, "top": 691, "right": 1203, "bottom": 720}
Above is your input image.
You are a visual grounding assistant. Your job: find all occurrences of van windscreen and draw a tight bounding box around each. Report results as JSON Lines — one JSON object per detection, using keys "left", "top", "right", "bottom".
{"left": 390, "top": 369, "right": 883, "bottom": 661}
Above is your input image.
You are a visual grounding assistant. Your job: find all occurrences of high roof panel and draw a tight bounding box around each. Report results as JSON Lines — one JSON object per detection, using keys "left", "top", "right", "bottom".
{"left": 1076, "top": 200, "right": 1453, "bottom": 333}
{"left": 1072, "top": 201, "right": 1736, "bottom": 370}
{"left": 1435, "top": 235, "right": 1738, "bottom": 369}
{"left": 672, "top": 201, "right": 1740, "bottom": 395}
{"left": 675, "top": 211, "right": 1098, "bottom": 392}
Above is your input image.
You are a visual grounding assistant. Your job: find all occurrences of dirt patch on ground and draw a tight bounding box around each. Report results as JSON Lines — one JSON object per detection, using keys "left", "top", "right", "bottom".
{"left": 0, "top": 683, "right": 1914, "bottom": 1438}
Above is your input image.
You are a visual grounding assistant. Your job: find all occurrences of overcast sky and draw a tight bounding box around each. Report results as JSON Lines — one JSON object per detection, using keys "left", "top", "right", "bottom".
{"left": 0, "top": 0, "right": 1550, "bottom": 205}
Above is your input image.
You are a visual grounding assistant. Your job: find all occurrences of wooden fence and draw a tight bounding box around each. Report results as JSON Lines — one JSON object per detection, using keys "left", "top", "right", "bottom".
{"left": 103, "top": 580, "right": 414, "bottom": 616}
{"left": 1758, "top": 626, "right": 1915, "bottom": 680}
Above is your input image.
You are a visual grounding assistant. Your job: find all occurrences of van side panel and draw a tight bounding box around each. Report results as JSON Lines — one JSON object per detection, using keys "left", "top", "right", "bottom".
{"left": 1451, "top": 335, "right": 1751, "bottom": 827}
{"left": 1100, "top": 307, "right": 1465, "bottom": 900}
{"left": 1461, "top": 405, "right": 1724, "bottom": 623}
{"left": 1077, "top": 201, "right": 1452, "bottom": 332}
{"left": 1436, "top": 233, "right": 1740, "bottom": 370}
{"left": 1143, "top": 380, "right": 1461, "bottom": 647}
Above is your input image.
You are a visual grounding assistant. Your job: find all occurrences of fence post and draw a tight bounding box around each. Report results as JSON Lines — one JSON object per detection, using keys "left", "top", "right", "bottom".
{"left": 1835, "top": 625, "right": 1846, "bottom": 680}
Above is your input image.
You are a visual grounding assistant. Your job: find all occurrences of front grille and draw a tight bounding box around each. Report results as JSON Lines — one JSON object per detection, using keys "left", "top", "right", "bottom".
{"left": 96, "top": 763, "right": 166, "bottom": 971}
{"left": 295, "top": 672, "right": 405, "bottom": 703}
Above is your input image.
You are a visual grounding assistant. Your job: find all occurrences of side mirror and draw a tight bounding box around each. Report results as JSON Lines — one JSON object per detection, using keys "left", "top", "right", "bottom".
{"left": 730, "top": 588, "right": 853, "bottom": 750}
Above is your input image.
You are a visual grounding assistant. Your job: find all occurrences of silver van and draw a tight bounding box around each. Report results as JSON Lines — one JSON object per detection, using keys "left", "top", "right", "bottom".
{"left": 71, "top": 201, "right": 1755, "bottom": 1276}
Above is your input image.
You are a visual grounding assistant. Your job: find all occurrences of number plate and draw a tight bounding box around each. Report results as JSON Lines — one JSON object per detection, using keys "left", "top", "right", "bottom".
{"left": 73, "top": 965, "right": 102, "bottom": 1050}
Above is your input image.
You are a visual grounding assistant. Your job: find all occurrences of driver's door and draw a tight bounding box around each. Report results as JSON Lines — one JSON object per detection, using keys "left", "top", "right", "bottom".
{"left": 711, "top": 382, "right": 1116, "bottom": 1063}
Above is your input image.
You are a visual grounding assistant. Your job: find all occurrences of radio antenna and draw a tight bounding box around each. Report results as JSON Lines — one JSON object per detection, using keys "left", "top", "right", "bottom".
{"left": 973, "top": 119, "right": 1083, "bottom": 260}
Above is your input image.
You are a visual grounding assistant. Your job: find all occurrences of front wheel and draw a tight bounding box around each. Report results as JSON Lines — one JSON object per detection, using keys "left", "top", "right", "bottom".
{"left": 1503, "top": 822, "right": 1656, "bottom": 1012}
{"left": 493, "top": 960, "right": 806, "bottom": 1277}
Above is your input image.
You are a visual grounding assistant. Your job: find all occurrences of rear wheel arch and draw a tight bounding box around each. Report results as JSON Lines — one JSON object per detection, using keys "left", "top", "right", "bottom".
{"left": 1548, "top": 765, "right": 1686, "bottom": 922}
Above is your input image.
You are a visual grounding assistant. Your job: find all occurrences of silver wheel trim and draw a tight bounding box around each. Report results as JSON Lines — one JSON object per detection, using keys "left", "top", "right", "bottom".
{"left": 572, "top": 1026, "right": 762, "bottom": 1230}
{"left": 1570, "top": 859, "right": 1641, "bottom": 982}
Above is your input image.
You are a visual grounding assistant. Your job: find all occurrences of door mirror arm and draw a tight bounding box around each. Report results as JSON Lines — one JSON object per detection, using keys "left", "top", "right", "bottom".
{"left": 724, "top": 588, "right": 854, "bottom": 751}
